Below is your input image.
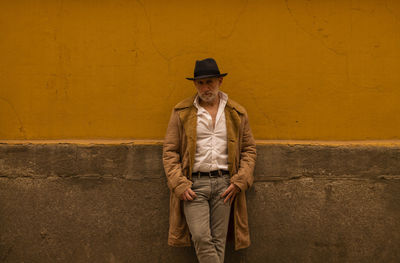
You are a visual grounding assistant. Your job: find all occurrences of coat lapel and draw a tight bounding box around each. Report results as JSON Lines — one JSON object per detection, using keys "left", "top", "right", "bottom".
{"left": 179, "top": 106, "right": 197, "bottom": 177}
{"left": 225, "top": 105, "right": 241, "bottom": 175}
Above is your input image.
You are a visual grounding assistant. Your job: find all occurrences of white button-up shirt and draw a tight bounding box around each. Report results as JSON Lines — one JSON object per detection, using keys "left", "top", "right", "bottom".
{"left": 193, "top": 91, "right": 228, "bottom": 172}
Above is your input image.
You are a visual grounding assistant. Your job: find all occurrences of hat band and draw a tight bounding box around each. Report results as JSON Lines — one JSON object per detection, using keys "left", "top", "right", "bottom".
{"left": 194, "top": 70, "right": 220, "bottom": 77}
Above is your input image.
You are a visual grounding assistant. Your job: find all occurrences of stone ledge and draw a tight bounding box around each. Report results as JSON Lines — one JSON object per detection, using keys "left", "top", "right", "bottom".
{"left": 1, "top": 142, "right": 399, "bottom": 180}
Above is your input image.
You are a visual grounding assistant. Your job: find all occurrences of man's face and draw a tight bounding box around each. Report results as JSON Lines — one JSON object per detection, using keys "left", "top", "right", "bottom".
{"left": 193, "top": 77, "right": 223, "bottom": 103}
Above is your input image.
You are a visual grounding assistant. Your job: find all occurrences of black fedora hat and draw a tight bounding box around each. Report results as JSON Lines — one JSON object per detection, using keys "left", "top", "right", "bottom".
{"left": 186, "top": 58, "right": 228, "bottom": 80}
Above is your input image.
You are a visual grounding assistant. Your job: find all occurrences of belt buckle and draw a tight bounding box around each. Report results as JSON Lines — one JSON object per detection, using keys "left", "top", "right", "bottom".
{"left": 209, "top": 170, "right": 222, "bottom": 178}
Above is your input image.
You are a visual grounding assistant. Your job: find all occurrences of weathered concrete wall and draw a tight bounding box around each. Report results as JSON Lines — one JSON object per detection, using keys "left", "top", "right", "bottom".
{"left": 1, "top": 141, "right": 400, "bottom": 262}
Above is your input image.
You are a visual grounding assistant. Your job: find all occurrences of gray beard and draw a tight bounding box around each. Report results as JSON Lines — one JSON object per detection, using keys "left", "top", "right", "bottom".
{"left": 199, "top": 92, "right": 218, "bottom": 103}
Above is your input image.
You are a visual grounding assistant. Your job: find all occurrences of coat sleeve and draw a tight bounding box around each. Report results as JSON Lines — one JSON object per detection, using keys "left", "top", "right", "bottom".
{"left": 230, "top": 111, "right": 257, "bottom": 192}
{"left": 162, "top": 109, "right": 192, "bottom": 199}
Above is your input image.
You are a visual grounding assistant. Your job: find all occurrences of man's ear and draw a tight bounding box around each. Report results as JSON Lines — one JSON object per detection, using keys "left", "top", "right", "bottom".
{"left": 218, "top": 77, "right": 223, "bottom": 85}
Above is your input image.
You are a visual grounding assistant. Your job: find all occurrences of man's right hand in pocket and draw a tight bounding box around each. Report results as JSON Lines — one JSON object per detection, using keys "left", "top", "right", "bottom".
{"left": 181, "top": 188, "right": 197, "bottom": 201}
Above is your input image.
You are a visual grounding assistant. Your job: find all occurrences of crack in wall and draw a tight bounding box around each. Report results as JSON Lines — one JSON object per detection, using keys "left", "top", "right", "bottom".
{"left": 284, "top": 0, "right": 347, "bottom": 57}
{"left": 135, "top": 0, "right": 170, "bottom": 63}
{"left": 218, "top": 0, "right": 248, "bottom": 39}
{"left": 384, "top": 0, "right": 400, "bottom": 23}
{"left": 256, "top": 174, "right": 400, "bottom": 183}
{"left": 343, "top": 55, "right": 382, "bottom": 91}
{"left": 52, "top": 0, "right": 70, "bottom": 100}
{"left": 0, "top": 97, "right": 27, "bottom": 139}
{"left": 284, "top": 0, "right": 384, "bottom": 91}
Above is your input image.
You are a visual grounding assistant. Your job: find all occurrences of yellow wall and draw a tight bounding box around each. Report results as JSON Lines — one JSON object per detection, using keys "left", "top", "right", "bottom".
{"left": 1, "top": 0, "right": 400, "bottom": 140}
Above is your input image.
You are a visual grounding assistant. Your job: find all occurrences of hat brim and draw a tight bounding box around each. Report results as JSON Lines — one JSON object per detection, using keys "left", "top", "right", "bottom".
{"left": 186, "top": 73, "right": 228, "bottom": 81}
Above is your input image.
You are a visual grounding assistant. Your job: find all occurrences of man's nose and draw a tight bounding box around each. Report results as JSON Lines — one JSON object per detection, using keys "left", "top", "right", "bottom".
{"left": 202, "top": 84, "right": 211, "bottom": 90}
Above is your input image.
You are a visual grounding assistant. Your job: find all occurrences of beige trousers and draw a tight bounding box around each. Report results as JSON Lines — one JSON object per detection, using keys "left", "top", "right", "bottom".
{"left": 183, "top": 174, "right": 231, "bottom": 263}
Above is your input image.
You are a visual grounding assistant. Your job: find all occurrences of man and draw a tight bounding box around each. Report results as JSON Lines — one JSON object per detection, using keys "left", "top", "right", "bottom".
{"left": 163, "top": 58, "right": 256, "bottom": 263}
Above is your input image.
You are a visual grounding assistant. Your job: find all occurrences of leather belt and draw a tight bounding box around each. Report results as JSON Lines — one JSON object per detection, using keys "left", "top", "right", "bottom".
{"left": 192, "top": 170, "right": 230, "bottom": 177}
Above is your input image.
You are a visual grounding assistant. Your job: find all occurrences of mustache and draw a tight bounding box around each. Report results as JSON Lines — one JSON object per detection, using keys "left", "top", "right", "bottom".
{"left": 199, "top": 92, "right": 216, "bottom": 101}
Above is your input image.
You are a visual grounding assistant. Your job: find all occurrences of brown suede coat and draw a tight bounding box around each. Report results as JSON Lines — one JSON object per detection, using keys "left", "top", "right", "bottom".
{"left": 162, "top": 94, "right": 257, "bottom": 250}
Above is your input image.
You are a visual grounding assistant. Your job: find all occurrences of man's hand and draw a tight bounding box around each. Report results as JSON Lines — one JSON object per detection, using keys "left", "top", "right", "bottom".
{"left": 181, "top": 188, "right": 197, "bottom": 201}
{"left": 221, "top": 183, "right": 241, "bottom": 205}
